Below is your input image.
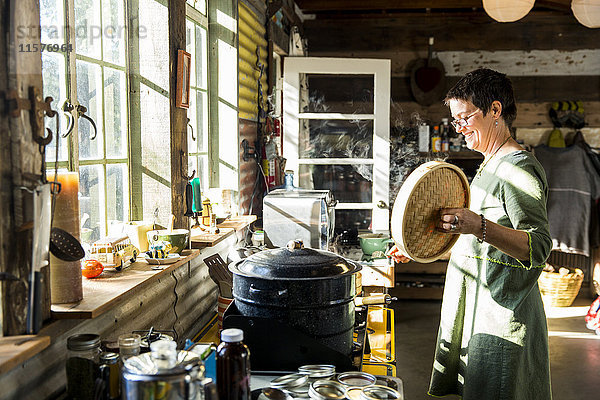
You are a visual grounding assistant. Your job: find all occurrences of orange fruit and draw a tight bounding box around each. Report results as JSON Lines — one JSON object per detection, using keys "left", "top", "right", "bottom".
{"left": 82, "top": 259, "right": 104, "bottom": 278}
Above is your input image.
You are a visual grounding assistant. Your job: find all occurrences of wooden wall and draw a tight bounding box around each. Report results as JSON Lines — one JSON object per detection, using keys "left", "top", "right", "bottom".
{"left": 303, "top": 13, "right": 600, "bottom": 145}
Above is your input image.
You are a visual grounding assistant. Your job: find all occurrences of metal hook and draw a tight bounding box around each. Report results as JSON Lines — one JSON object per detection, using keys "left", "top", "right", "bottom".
{"left": 180, "top": 150, "right": 195, "bottom": 180}
{"left": 61, "top": 101, "right": 98, "bottom": 140}
{"left": 187, "top": 118, "right": 195, "bottom": 142}
{"left": 81, "top": 113, "right": 98, "bottom": 140}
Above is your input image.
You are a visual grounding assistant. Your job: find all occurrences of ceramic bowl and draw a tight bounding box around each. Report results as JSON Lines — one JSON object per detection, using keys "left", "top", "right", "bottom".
{"left": 147, "top": 229, "right": 189, "bottom": 254}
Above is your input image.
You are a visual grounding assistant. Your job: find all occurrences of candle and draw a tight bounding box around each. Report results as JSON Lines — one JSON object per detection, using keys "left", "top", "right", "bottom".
{"left": 50, "top": 171, "right": 83, "bottom": 304}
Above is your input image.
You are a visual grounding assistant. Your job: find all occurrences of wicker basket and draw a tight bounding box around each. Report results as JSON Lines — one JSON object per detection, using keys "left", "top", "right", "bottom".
{"left": 539, "top": 268, "right": 584, "bottom": 307}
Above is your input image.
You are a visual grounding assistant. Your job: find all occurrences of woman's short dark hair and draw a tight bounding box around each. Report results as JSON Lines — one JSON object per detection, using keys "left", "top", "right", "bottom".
{"left": 445, "top": 68, "right": 517, "bottom": 127}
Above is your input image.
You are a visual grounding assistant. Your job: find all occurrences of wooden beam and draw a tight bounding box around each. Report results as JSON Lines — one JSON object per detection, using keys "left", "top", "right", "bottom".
{"left": 169, "top": 0, "right": 188, "bottom": 229}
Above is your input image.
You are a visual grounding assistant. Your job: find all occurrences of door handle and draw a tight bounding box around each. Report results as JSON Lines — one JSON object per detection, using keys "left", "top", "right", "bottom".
{"left": 377, "top": 200, "right": 388, "bottom": 209}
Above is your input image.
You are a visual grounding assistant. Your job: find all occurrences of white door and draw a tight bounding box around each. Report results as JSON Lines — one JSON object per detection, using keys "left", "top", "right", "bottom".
{"left": 283, "top": 57, "right": 391, "bottom": 232}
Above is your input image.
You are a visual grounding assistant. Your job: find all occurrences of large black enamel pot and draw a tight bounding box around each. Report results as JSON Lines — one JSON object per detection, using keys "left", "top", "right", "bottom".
{"left": 228, "top": 242, "right": 362, "bottom": 357}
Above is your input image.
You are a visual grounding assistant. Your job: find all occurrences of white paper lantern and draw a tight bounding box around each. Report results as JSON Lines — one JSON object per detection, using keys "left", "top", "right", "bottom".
{"left": 483, "top": 0, "right": 535, "bottom": 23}
{"left": 572, "top": 0, "right": 600, "bottom": 28}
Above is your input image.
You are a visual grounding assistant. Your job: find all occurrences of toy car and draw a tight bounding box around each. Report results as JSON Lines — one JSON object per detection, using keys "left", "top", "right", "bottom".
{"left": 89, "top": 236, "right": 139, "bottom": 271}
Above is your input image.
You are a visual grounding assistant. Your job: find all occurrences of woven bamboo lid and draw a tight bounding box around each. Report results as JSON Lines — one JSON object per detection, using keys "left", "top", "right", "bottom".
{"left": 391, "top": 161, "right": 470, "bottom": 263}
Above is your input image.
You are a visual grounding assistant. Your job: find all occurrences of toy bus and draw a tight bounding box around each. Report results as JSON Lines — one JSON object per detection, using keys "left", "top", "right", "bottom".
{"left": 89, "top": 236, "right": 139, "bottom": 271}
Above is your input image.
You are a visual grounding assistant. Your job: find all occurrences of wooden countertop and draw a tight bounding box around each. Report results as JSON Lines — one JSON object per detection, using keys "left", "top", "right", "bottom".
{"left": 0, "top": 335, "right": 50, "bottom": 375}
{"left": 190, "top": 215, "right": 256, "bottom": 248}
{"left": 51, "top": 249, "right": 200, "bottom": 319}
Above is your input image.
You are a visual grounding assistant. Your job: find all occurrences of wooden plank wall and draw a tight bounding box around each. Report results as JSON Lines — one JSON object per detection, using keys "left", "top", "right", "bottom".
{"left": 1, "top": 0, "right": 46, "bottom": 335}
{"left": 303, "top": 13, "right": 600, "bottom": 145}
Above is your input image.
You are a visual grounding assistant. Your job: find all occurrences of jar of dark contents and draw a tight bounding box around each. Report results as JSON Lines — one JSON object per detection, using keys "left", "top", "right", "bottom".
{"left": 66, "top": 333, "right": 101, "bottom": 400}
{"left": 99, "top": 352, "right": 121, "bottom": 400}
{"left": 217, "top": 328, "right": 251, "bottom": 400}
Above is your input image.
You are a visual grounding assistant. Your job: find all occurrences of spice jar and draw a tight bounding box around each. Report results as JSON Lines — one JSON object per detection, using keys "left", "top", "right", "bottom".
{"left": 99, "top": 352, "right": 121, "bottom": 400}
{"left": 216, "top": 328, "right": 251, "bottom": 400}
{"left": 66, "top": 333, "right": 101, "bottom": 400}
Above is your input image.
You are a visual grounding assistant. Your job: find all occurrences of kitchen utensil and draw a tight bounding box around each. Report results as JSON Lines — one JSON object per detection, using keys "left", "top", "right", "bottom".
{"left": 358, "top": 233, "right": 393, "bottom": 255}
{"left": 391, "top": 161, "right": 470, "bottom": 263}
{"left": 50, "top": 227, "right": 85, "bottom": 261}
{"left": 228, "top": 240, "right": 361, "bottom": 357}
{"left": 27, "top": 183, "right": 52, "bottom": 334}
{"left": 204, "top": 254, "right": 233, "bottom": 297}
{"left": 184, "top": 181, "right": 194, "bottom": 217}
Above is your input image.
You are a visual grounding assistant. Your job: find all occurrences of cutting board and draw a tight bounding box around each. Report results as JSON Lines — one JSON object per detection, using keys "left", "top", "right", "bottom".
{"left": 190, "top": 215, "right": 257, "bottom": 248}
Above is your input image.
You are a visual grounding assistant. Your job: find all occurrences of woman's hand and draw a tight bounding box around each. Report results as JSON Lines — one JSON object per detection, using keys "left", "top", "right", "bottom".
{"left": 386, "top": 244, "right": 411, "bottom": 264}
{"left": 438, "top": 208, "right": 481, "bottom": 236}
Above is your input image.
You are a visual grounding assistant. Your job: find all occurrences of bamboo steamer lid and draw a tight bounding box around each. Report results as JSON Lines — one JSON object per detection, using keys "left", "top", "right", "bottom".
{"left": 391, "top": 161, "right": 470, "bottom": 263}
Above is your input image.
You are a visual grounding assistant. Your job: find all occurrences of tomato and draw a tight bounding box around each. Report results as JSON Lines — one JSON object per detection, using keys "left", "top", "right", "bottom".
{"left": 82, "top": 259, "right": 104, "bottom": 278}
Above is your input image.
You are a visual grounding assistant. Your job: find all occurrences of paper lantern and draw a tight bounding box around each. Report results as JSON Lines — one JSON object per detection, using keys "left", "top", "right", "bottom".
{"left": 572, "top": 0, "right": 600, "bottom": 28}
{"left": 483, "top": 0, "right": 535, "bottom": 22}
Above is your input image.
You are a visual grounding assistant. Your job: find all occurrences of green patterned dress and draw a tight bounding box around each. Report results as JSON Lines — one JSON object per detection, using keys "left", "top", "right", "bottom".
{"left": 428, "top": 150, "right": 553, "bottom": 399}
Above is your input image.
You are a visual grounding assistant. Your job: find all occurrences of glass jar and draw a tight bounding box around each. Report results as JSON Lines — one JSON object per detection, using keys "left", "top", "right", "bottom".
{"left": 118, "top": 333, "right": 141, "bottom": 361}
{"left": 150, "top": 339, "right": 178, "bottom": 370}
{"left": 216, "top": 328, "right": 251, "bottom": 400}
{"left": 66, "top": 333, "right": 101, "bottom": 400}
{"left": 99, "top": 352, "right": 121, "bottom": 400}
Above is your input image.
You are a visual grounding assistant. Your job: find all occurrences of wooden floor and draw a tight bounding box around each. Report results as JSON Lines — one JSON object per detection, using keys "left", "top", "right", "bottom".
{"left": 392, "top": 290, "right": 600, "bottom": 400}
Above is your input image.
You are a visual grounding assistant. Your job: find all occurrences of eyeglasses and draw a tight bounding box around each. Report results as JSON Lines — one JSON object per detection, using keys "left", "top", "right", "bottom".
{"left": 450, "top": 109, "right": 481, "bottom": 130}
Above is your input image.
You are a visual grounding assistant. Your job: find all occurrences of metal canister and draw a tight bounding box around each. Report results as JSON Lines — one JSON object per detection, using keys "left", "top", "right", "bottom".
{"left": 122, "top": 348, "right": 206, "bottom": 400}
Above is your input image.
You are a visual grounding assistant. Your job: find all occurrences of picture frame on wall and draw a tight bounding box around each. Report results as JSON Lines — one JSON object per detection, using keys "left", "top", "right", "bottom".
{"left": 176, "top": 49, "right": 191, "bottom": 108}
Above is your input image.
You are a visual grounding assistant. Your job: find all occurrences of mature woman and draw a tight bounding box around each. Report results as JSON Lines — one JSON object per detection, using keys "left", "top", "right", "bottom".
{"left": 389, "top": 68, "right": 553, "bottom": 399}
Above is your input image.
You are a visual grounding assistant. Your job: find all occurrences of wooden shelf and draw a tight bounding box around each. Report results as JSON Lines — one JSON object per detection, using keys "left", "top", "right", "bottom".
{"left": 51, "top": 250, "right": 200, "bottom": 319}
{"left": 191, "top": 215, "right": 256, "bottom": 248}
{"left": 0, "top": 335, "right": 50, "bottom": 375}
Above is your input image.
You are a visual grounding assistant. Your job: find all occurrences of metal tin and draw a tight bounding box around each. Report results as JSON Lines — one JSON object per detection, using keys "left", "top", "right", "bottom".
{"left": 359, "top": 385, "right": 403, "bottom": 400}
{"left": 298, "top": 364, "right": 336, "bottom": 379}
{"left": 308, "top": 380, "right": 346, "bottom": 400}
{"left": 336, "top": 371, "right": 376, "bottom": 387}
{"left": 270, "top": 373, "right": 309, "bottom": 388}
{"left": 345, "top": 387, "right": 364, "bottom": 400}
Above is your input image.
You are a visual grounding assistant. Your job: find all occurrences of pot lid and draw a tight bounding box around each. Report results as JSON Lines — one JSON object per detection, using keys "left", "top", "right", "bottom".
{"left": 229, "top": 240, "right": 361, "bottom": 280}
{"left": 123, "top": 351, "right": 201, "bottom": 380}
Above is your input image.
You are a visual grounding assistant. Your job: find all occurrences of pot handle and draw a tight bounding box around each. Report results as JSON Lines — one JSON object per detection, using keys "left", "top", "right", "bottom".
{"left": 249, "top": 284, "right": 288, "bottom": 301}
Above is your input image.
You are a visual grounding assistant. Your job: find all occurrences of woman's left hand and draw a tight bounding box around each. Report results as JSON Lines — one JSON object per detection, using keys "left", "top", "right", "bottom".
{"left": 438, "top": 207, "right": 480, "bottom": 235}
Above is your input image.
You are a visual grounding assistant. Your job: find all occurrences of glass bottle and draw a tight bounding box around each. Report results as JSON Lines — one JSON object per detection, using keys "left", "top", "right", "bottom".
{"left": 118, "top": 333, "right": 141, "bottom": 361}
{"left": 99, "top": 352, "right": 121, "bottom": 400}
{"left": 217, "top": 328, "right": 251, "bottom": 400}
{"left": 66, "top": 333, "right": 101, "bottom": 400}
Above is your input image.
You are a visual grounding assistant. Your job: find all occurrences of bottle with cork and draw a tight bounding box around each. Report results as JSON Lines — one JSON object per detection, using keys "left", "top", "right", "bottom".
{"left": 217, "top": 328, "right": 251, "bottom": 400}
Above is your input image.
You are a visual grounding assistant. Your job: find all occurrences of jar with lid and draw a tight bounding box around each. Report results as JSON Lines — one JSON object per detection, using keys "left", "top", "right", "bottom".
{"left": 99, "top": 352, "right": 121, "bottom": 400}
{"left": 66, "top": 333, "right": 101, "bottom": 400}
{"left": 216, "top": 328, "right": 251, "bottom": 400}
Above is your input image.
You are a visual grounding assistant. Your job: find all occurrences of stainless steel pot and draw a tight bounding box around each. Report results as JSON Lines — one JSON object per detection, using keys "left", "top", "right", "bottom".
{"left": 122, "top": 350, "right": 212, "bottom": 400}
{"left": 228, "top": 240, "right": 362, "bottom": 356}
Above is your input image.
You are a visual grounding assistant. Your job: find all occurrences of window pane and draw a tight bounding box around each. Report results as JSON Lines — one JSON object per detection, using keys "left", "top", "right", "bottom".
{"left": 335, "top": 209, "right": 372, "bottom": 232}
{"left": 104, "top": 68, "right": 127, "bottom": 158}
{"left": 76, "top": 60, "right": 104, "bottom": 159}
{"left": 299, "top": 164, "right": 372, "bottom": 203}
{"left": 42, "top": 52, "right": 68, "bottom": 162}
{"left": 187, "top": 0, "right": 206, "bottom": 14}
{"left": 195, "top": 91, "right": 207, "bottom": 152}
{"left": 298, "top": 119, "right": 373, "bottom": 159}
{"left": 40, "top": 0, "right": 65, "bottom": 45}
{"left": 75, "top": 0, "right": 102, "bottom": 59}
{"left": 218, "top": 39, "right": 237, "bottom": 106}
{"left": 102, "top": 0, "right": 126, "bottom": 66}
{"left": 107, "top": 163, "right": 129, "bottom": 223}
{"left": 79, "top": 165, "right": 105, "bottom": 243}
{"left": 195, "top": 25, "right": 207, "bottom": 89}
{"left": 300, "top": 74, "right": 374, "bottom": 114}
{"left": 186, "top": 20, "right": 196, "bottom": 88}
{"left": 218, "top": 102, "right": 238, "bottom": 167}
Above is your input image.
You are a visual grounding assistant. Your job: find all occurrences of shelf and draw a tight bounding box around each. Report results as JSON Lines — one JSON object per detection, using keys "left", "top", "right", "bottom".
{"left": 51, "top": 250, "right": 200, "bottom": 319}
{"left": 190, "top": 215, "right": 256, "bottom": 248}
{"left": 0, "top": 335, "right": 50, "bottom": 375}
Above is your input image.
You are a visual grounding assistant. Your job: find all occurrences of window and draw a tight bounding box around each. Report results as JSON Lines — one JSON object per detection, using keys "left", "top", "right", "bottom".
{"left": 41, "top": 0, "right": 239, "bottom": 240}
{"left": 41, "top": 0, "right": 130, "bottom": 243}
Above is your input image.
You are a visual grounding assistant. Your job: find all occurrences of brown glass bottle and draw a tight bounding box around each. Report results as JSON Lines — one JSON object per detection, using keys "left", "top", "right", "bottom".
{"left": 217, "top": 328, "right": 251, "bottom": 400}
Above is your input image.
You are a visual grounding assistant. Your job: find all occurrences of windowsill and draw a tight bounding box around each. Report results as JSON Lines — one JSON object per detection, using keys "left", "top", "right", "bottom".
{"left": 0, "top": 335, "right": 51, "bottom": 375}
{"left": 51, "top": 249, "right": 201, "bottom": 319}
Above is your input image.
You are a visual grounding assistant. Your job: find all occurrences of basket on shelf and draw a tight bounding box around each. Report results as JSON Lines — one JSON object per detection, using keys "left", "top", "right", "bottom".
{"left": 539, "top": 265, "right": 584, "bottom": 307}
